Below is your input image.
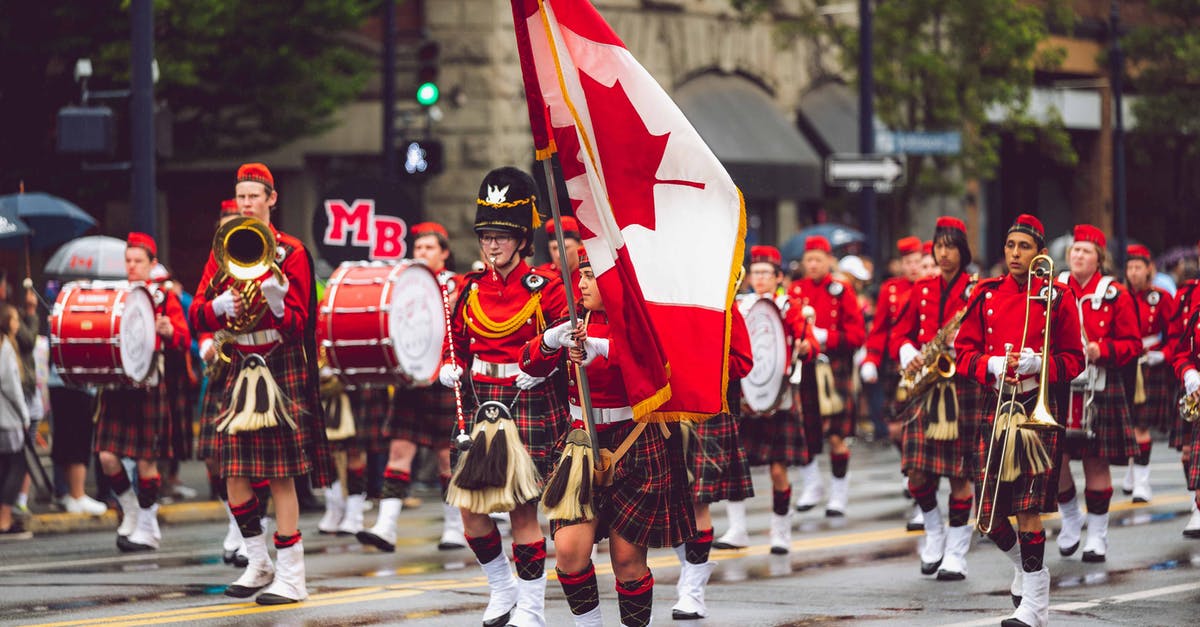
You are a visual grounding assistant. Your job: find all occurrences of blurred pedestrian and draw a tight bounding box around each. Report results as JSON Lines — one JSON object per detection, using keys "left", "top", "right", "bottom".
{"left": 0, "top": 303, "right": 32, "bottom": 539}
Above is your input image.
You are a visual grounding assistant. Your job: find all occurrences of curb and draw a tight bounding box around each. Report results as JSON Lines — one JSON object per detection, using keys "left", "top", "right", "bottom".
{"left": 28, "top": 500, "right": 228, "bottom": 535}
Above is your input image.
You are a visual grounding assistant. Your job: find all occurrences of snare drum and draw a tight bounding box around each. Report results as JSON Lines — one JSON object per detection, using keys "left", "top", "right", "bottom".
{"left": 318, "top": 261, "right": 446, "bottom": 387}
{"left": 50, "top": 281, "right": 158, "bottom": 388}
{"left": 740, "top": 298, "right": 790, "bottom": 416}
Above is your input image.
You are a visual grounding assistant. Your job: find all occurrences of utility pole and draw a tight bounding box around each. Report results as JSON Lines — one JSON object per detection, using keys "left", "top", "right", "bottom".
{"left": 382, "top": 0, "right": 397, "bottom": 181}
{"left": 1110, "top": 0, "right": 1128, "bottom": 268}
{"left": 130, "top": 0, "right": 155, "bottom": 236}
{"left": 858, "top": 0, "right": 877, "bottom": 260}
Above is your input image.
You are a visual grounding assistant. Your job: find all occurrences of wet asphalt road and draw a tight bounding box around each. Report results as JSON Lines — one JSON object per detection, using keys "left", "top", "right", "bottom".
{"left": 3, "top": 439, "right": 1199, "bottom": 626}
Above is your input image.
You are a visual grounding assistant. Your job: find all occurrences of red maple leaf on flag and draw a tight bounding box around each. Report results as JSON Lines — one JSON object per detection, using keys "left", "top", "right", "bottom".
{"left": 578, "top": 71, "right": 703, "bottom": 232}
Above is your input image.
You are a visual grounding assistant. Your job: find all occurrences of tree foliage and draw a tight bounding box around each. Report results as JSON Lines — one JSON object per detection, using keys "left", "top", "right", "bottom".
{"left": 0, "top": 0, "right": 380, "bottom": 192}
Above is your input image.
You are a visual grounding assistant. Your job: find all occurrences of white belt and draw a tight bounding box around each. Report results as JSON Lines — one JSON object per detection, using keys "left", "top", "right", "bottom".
{"left": 472, "top": 358, "right": 522, "bottom": 379}
{"left": 1070, "top": 365, "right": 1107, "bottom": 392}
{"left": 570, "top": 403, "right": 634, "bottom": 425}
{"left": 1142, "top": 335, "right": 1160, "bottom": 349}
{"left": 993, "top": 376, "right": 1038, "bottom": 394}
{"left": 233, "top": 329, "right": 281, "bottom": 346}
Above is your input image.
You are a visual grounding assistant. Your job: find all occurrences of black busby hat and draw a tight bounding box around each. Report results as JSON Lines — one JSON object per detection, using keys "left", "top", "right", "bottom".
{"left": 474, "top": 167, "right": 542, "bottom": 258}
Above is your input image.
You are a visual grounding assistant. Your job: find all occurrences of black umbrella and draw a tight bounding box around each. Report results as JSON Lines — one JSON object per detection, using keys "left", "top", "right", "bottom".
{"left": 0, "top": 204, "right": 32, "bottom": 246}
{"left": 0, "top": 191, "right": 97, "bottom": 251}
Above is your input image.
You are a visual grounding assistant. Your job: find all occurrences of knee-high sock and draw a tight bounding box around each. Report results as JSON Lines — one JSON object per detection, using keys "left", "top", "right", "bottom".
{"left": 1018, "top": 529, "right": 1046, "bottom": 572}
{"left": 986, "top": 517, "right": 1017, "bottom": 553}
{"left": 382, "top": 468, "right": 411, "bottom": 500}
{"left": 616, "top": 570, "right": 654, "bottom": 627}
{"left": 831, "top": 452, "right": 850, "bottom": 478}
{"left": 1084, "top": 488, "right": 1113, "bottom": 515}
{"left": 558, "top": 562, "right": 600, "bottom": 616}
{"left": 231, "top": 496, "right": 263, "bottom": 537}
{"left": 685, "top": 528, "right": 714, "bottom": 564}
{"left": 465, "top": 524, "right": 502, "bottom": 564}
{"left": 512, "top": 538, "right": 547, "bottom": 581}
{"left": 136, "top": 476, "right": 161, "bottom": 509}
{"left": 948, "top": 495, "right": 972, "bottom": 527}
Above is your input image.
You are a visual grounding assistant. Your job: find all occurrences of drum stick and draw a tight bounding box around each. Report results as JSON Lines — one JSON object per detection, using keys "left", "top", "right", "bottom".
{"left": 441, "top": 280, "right": 471, "bottom": 451}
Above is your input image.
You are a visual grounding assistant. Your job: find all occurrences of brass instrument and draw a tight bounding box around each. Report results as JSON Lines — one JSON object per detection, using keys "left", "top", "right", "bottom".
{"left": 1181, "top": 391, "right": 1200, "bottom": 423}
{"left": 207, "top": 217, "right": 286, "bottom": 364}
{"left": 898, "top": 304, "right": 969, "bottom": 401}
{"left": 976, "top": 254, "right": 1060, "bottom": 534}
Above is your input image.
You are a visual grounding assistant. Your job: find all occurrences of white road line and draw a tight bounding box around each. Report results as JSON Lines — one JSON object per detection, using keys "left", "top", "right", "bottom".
{"left": 0, "top": 550, "right": 199, "bottom": 573}
{"left": 943, "top": 581, "right": 1200, "bottom": 626}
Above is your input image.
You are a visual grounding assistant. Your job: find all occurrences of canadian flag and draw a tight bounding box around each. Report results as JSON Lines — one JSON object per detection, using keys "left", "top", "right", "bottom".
{"left": 511, "top": 0, "right": 746, "bottom": 420}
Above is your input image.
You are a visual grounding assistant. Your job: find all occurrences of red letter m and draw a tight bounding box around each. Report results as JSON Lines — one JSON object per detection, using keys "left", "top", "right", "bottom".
{"left": 323, "top": 199, "right": 375, "bottom": 246}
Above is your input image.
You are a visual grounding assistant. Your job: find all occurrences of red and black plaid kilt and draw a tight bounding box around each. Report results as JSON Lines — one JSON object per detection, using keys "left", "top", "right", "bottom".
{"left": 195, "top": 370, "right": 227, "bottom": 461}
{"left": 1131, "top": 364, "right": 1176, "bottom": 433}
{"left": 881, "top": 360, "right": 904, "bottom": 423}
{"left": 453, "top": 377, "right": 569, "bottom": 480}
{"left": 686, "top": 413, "right": 754, "bottom": 504}
{"left": 974, "top": 388, "right": 1063, "bottom": 524}
{"left": 1061, "top": 374, "right": 1139, "bottom": 464}
{"left": 551, "top": 420, "right": 696, "bottom": 548}
{"left": 214, "top": 343, "right": 332, "bottom": 484}
{"left": 93, "top": 382, "right": 173, "bottom": 460}
{"left": 799, "top": 355, "right": 857, "bottom": 441}
{"left": 1188, "top": 423, "right": 1200, "bottom": 490}
{"left": 740, "top": 407, "right": 810, "bottom": 467}
{"left": 388, "top": 384, "right": 456, "bottom": 450}
{"left": 164, "top": 358, "right": 195, "bottom": 461}
{"left": 348, "top": 387, "right": 391, "bottom": 455}
{"left": 1172, "top": 418, "right": 1192, "bottom": 451}
{"left": 899, "top": 379, "right": 981, "bottom": 480}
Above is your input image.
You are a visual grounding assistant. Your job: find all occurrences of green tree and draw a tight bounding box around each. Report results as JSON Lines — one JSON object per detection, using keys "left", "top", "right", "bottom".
{"left": 732, "top": 0, "right": 1074, "bottom": 232}
{"left": 0, "top": 0, "right": 380, "bottom": 193}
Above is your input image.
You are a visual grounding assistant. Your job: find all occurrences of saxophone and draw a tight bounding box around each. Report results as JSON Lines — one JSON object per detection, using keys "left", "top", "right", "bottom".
{"left": 898, "top": 303, "right": 969, "bottom": 401}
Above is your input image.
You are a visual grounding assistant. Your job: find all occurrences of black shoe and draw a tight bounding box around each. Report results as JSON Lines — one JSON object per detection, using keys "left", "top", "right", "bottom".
{"left": 1183, "top": 528, "right": 1200, "bottom": 539}
{"left": 906, "top": 521, "right": 925, "bottom": 532}
{"left": 711, "top": 541, "right": 745, "bottom": 550}
{"left": 482, "top": 609, "right": 513, "bottom": 627}
{"left": 1058, "top": 541, "right": 1079, "bottom": 557}
{"left": 0, "top": 526, "right": 32, "bottom": 541}
{"left": 919, "top": 559, "right": 942, "bottom": 575}
{"left": 825, "top": 508, "right": 845, "bottom": 518}
{"left": 673, "top": 609, "right": 703, "bottom": 620}
{"left": 795, "top": 503, "right": 816, "bottom": 512}
{"left": 356, "top": 530, "right": 396, "bottom": 552}
{"left": 769, "top": 546, "right": 788, "bottom": 555}
{"left": 222, "top": 549, "right": 237, "bottom": 564}
{"left": 437, "top": 540, "right": 467, "bottom": 551}
{"left": 117, "top": 535, "right": 154, "bottom": 553}
{"left": 225, "top": 583, "right": 268, "bottom": 598}
{"left": 1081, "top": 550, "right": 1105, "bottom": 563}
{"left": 256, "top": 592, "right": 300, "bottom": 605}
{"left": 1132, "top": 496, "right": 1148, "bottom": 504}
{"left": 936, "top": 568, "right": 965, "bottom": 581}
{"left": 1000, "top": 618, "right": 1032, "bottom": 627}
{"left": 1011, "top": 594, "right": 1022, "bottom": 608}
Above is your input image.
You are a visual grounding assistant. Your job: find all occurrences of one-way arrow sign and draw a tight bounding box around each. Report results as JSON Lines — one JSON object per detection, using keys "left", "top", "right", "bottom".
{"left": 825, "top": 154, "right": 905, "bottom": 192}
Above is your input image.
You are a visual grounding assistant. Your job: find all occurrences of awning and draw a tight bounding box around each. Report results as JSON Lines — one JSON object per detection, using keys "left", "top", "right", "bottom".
{"left": 675, "top": 74, "right": 822, "bottom": 200}
{"left": 796, "top": 80, "right": 865, "bottom": 155}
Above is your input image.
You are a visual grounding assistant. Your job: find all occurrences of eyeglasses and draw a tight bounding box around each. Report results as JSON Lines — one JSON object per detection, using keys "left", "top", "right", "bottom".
{"left": 478, "top": 234, "right": 515, "bottom": 245}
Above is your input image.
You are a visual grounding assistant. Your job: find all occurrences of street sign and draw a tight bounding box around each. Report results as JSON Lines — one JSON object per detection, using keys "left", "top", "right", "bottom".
{"left": 825, "top": 154, "right": 905, "bottom": 192}
{"left": 876, "top": 130, "right": 961, "bottom": 155}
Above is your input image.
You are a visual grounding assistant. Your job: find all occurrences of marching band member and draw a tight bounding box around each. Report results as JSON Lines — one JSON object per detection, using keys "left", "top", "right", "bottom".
{"left": 920, "top": 240, "right": 937, "bottom": 278}
{"left": 522, "top": 246, "right": 694, "bottom": 627}
{"left": 1169, "top": 258, "right": 1200, "bottom": 537}
{"left": 1053, "top": 224, "right": 1140, "bottom": 563}
{"left": 95, "top": 232, "right": 190, "bottom": 552}
{"left": 891, "top": 217, "right": 980, "bottom": 580}
{"left": 737, "top": 246, "right": 816, "bottom": 553}
{"left": 358, "top": 221, "right": 466, "bottom": 552}
{"left": 439, "top": 167, "right": 568, "bottom": 627}
{"left": 1121, "top": 244, "right": 1176, "bottom": 503}
{"left": 955, "top": 214, "right": 1083, "bottom": 627}
{"left": 316, "top": 386, "right": 385, "bottom": 538}
{"left": 788, "top": 236, "right": 866, "bottom": 516}
{"left": 191, "top": 163, "right": 333, "bottom": 605}
{"left": 538, "top": 216, "right": 583, "bottom": 302}
{"left": 674, "top": 301, "right": 754, "bottom": 619}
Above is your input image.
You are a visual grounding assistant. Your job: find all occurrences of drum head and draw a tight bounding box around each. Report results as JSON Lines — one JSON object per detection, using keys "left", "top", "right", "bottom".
{"left": 741, "top": 298, "right": 789, "bottom": 415}
{"left": 387, "top": 263, "right": 447, "bottom": 385}
{"left": 118, "top": 286, "right": 157, "bottom": 383}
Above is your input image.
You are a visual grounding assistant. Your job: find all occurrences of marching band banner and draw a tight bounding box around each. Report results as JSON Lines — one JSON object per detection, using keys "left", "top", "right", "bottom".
{"left": 311, "top": 178, "right": 420, "bottom": 267}
{"left": 511, "top": 0, "right": 746, "bottom": 420}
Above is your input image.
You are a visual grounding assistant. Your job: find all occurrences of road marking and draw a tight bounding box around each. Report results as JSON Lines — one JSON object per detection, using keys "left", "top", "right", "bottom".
{"left": 15, "top": 494, "right": 1193, "bottom": 626}
{"left": 943, "top": 581, "right": 1200, "bottom": 627}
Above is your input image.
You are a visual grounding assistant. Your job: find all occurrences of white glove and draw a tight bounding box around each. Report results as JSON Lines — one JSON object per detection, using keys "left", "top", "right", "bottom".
{"left": 1145, "top": 350, "right": 1165, "bottom": 367}
{"left": 579, "top": 337, "right": 610, "bottom": 367}
{"left": 542, "top": 320, "right": 576, "bottom": 350}
{"left": 260, "top": 275, "right": 289, "bottom": 318}
{"left": 987, "top": 356, "right": 1007, "bottom": 380}
{"left": 852, "top": 346, "right": 867, "bottom": 368}
{"left": 813, "top": 326, "right": 829, "bottom": 348}
{"left": 211, "top": 289, "right": 236, "bottom": 319}
{"left": 859, "top": 361, "right": 878, "bottom": 384}
{"left": 898, "top": 343, "right": 921, "bottom": 370}
{"left": 1185, "top": 370, "right": 1200, "bottom": 396}
{"left": 789, "top": 362, "right": 804, "bottom": 385}
{"left": 319, "top": 366, "right": 335, "bottom": 378}
{"left": 1016, "top": 347, "right": 1041, "bottom": 376}
{"left": 199, "top": 337, "right": 215, "bottom": 361}
{"left": 515, "top": 369, "right": 546, "bottom": 390}
{"left": 438, "top": 363, "right": 463, "bottom": 387}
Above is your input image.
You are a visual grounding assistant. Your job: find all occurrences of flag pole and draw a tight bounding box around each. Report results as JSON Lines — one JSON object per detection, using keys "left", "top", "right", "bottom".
{"left": 540, "top": 158, "right": 601, "bottom": 465}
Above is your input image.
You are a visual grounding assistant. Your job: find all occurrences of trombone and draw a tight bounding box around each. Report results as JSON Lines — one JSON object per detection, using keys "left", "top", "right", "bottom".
{"left": 976, "top": 254, "right": 1060, "bottom": 534}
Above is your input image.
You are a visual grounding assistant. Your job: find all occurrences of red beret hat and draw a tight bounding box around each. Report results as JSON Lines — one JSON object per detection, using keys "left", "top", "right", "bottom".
{"left": 922, "top": 240, "right": 933, "bottom": 256}
{"left": 412, "top": 221, "right": 448, "bottom": 238}
{"left": 1008, "top": 214, "right": 1045, "bottom": 247}
{"left": 749, "top": 245, "right": 782, "bottom": 267}
{"left": 804, "top": 236, "right": 832, "bottom": 254}
{"left": 219, "top": 198, "right": 239, "bottom": 217}
{"left": 236, "top": 162, "right": 274, "bottom": 190}
{"left": 897, "top": 236, "right": 921, "bottom": 256}
{"left": 1126, "top": 244, "right": 1152, "bottom": 262}
{"left": 1073, "top": 223, "right": 1106, "bottom": 250}
{"left": 935, "top": 216, "right": 966, "bottom": 234}
{"left": 545, "top": 216, "right": 581, "bottom": 239}
{"left": 127, "top": 232, "right": 157, "bottom": 258}
{"left": 577, "top": 245, "right": 590, "bottom": 269}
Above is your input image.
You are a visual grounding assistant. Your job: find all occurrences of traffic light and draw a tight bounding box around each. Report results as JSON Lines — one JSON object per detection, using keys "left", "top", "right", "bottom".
{"left": 415, "top": 40, "right": 440, "bottom": 107}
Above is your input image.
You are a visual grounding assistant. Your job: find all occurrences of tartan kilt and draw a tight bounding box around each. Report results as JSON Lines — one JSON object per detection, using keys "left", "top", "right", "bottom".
{"left": 799, "top": 354, "right": 857, "bottom": 441}
{"left": 213, "top": 343, "right": 332, "bottom": 484}
{"left": 880, "top": 360, "right": 904, "bottom": 423}
{"left": 452, "top": 377, "right": 569, "bottom": 480}
{"left": 164, "top": 358, "right": 195, "bottom": 461}
{"left": 1189, "top": 423, "right": 1200, "bottom": 491}
{"left": 1131, "top": 364, "right": 1176, "bottom": 433}
{"left": 348, "top": 387, "right": 391, "bottom": 454}
{"left": 388, "top": 384, "right": 456, "bottom": 450}
{"left": 195, "top": 369, "right": 227, "bottom": 461}
{"left": 551, "top": 420, "right": 696, "bottom": 549}
{"left": 685, "top": 413, "right": 754, "bottom": 504}
{"left": 1172, "top": 418, "right": 1192, "bottom": 451}
{"left": 1060, "top": 374, "right": 1139, "bottom": 464}
{"left": 93, "top": 382, "right": 174, "bottom": 460}
{"left": 975, "top": 388, "right": 1063, "bottom": 524}
{"left": 899, "top": 378, "right": 982, "bottom": 480}
{"left": 740, "top": 406, "right": 810, "bottom": 467}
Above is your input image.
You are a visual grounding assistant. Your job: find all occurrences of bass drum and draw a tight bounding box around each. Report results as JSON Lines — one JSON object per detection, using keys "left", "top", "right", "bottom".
{"left": 50, "top": 281, "right": 158, "bottom": 388}
{"left": 318, "top": 260, "right": 446, "bottom": 387}
{"left": 740, "top": 297, "right": 790, "bottom": 417}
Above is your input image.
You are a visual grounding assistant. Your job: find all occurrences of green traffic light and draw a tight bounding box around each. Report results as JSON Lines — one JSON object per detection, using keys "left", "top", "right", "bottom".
{"left": 416, "top": 82, "right": 439, "bottom": 106}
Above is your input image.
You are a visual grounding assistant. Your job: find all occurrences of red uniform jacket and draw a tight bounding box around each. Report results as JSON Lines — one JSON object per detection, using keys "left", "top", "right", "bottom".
{"left": 890, "top": 271, "right": 974, "bottom": 359}
{"left": 536, "top": 261, "right": 582, "bottom": 303}
{"left": 786, "top": 274, "right": 865, "bottom": 354}
{"left": 189, "top": 227, "right": 313, "bottom": 343}
{"left": 446, "top": 261, "right": 566, "bottom": 385}
{"left": 954, "top": 274, "right": 1084, "bottom": 388}
{"left": 521, "top": 310, "right": 627, "bottom": 410}
{"left": 729, "top": 305, "right": 754, "bottom": 380}
{"left": 1170, "top": 280, "right": 1200, "bottom": 378}
{"left": 863, "top": 276, "right": 913, "bottom": 367}
{"left": 1130, "top": 285, "right": 1175, "bottom": 356}
{"left": 149, "top": 284, "right": 190, "bottom": 354}
{"left": 1062, "top": 273, "right": 1141, "bottom": 368}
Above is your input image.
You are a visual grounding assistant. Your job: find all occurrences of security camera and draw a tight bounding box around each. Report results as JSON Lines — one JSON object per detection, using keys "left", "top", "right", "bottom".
{"left": 74, "top": 58, "right": 93, "bottom": 82}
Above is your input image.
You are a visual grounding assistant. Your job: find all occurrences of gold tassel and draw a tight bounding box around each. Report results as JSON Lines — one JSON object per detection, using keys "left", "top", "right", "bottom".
{"left": 215, "top": 355, "right": 297, "bottom": 434}
{"left": 446, "top": 402, "right": 542, "bottom": 514}
{"left": 995, "top": 403, "right": 1023, "bottom": 482}
{"left": 924, "top": 382, "right": 960, "bottom": 441}
{"left": 324, "top": 392, "right": 357, "bottom": 441}
{"left": 1017, "top": 430, "right": 1052, "bottom": 476}
{"left": 541, "top": 429, "right": 595, "bottom": 522}
{"left": 815, "top": 361, "right": 845, "bottom": 417}
{"left": 1133, "top": 362, "right": 1147, "bottom": 406}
